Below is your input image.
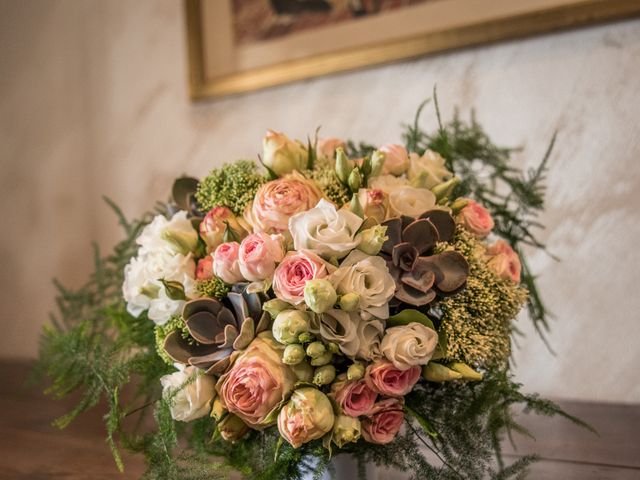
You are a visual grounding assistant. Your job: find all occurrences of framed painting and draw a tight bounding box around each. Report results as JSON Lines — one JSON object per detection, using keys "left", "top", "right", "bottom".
{"left": 185, "top": 0, "right": 640, "bottom": 100}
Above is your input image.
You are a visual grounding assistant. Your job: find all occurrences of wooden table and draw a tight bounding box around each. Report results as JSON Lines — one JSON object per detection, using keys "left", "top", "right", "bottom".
{"left": 1, "top": 361, "right": 638, "bottom": 479}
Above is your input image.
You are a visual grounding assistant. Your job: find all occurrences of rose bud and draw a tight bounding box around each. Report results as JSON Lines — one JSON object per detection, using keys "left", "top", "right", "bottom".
{"left": 304, "top": 279, "right": 338, "bottom": 313}
{"left": 290, "top": 360, "right": 314, "bottom": 383}
{"left": 370, "top": 150, "right": 385, "bottom": 177}
{"left": 361, "top": 398, "right": 404, "bottom": 445}
{"left": 306, "top": 341, "right": 326, "bottom": 358}
{"left": 347, "top": 362, "right": 365, "bottom": 381}
{"left": 211, "top": 396, "right": 227, "bottom": 421}
{"left": 380, "top": 144, "right": 410, "bottom": 176}
{"left": 339, "top": 293, "right": 360, "bottom": 312}
{"left": 326, "top": 342, "right": 340, "bottom": 354}
{"left": 218, "top": 413, "right": 250, "bottom": 443}
{"left": 212, "top": 242, "right": 244, "bottom": 284}
{"left": 450, "top": 197, "right": 469, "bottom": 214}
{"left": 310, "top": 351, "right": 333, "bottom": 367}
{"left": 448, "top": 362, "right": 483, "bottom": 381}
{"left": 357, "top": 189, "right": 389, "bottom": 223}
{"left": 160, "top": 366, "right": 216, "bottom": 423}
{"left": 262, "top": 130, "right": 308, "bottom": 176}
{"left": 272, "top": 310, "right": 310, "bottom": 345}
{"left": 365, "top": 360, "right": 421, "bottom": 397}
{"left": 332, "top": 415, "right": 362, "bottom": 448}
{"left": 422, "top": 362, "right": 463, "bottom": 383}
{"left": 357, "top": 225, "right": 388, "bottom": 255}
{"left": 195, "top": 255, "right": 214, "bottom": 281}
{"left": 283, "top": 344, "right": 306, "bottom": 365}
{"left": 277, "top": 388, "right": 335, "bottom": 448}
{"left": 457, "top": 199, "right": 494, "bottom": 238}
{"left": 331, "top": 376, "right": 377, "bottom": 417}
{"left": 216, "top": 335, "right": 296, "bottom": 428}
{"left": 485, "top": 240, "right": 521, "bottom": 283}
{"left": 200, "top": 206, "right": 242, "bottom": 252}
{"left": 313, "top": 365, "right": 336, "bottom": 386}
{"left": 263, "top": 298, "right": 292, "bottom": 319}
{"left": 298, "top": 332, "right": 314, "bottom": 344}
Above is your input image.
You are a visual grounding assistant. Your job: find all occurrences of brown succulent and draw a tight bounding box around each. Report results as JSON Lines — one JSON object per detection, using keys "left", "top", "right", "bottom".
{"left": 163, "top": 285, "right": 270, "bottom": 375}
{"left": 380, "top": 210, "right": 469, "bottom": 307}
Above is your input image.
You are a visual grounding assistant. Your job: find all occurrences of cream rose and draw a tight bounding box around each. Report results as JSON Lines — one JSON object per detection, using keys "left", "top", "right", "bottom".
{"left": 160, "top": 366, "right": 216, "bottom": 422}
{"left": 289, "top": 199, "right": 363, "bottom": 259}
{"left": 380, "top": 144, "right": 410, "bottom": 176}
{"left": 245, "top": 172, "right": 323, "bottom": 233}
{"left": 388, "top": 185, "right": 437, "bottom": 218}
{"left": 331, "top": 250, "right": 395, "bottom": 319}
{"left": 277, "top": 387, "right": 335, "bottom": 448}
{"left": 380, "top": 322, "right": 439, "bottom": 370}
{"left": 357, "top": 188, "right": 389, "bottom": 223}
{"left": 407, "top": 150, "right": 453, "bottom": 189}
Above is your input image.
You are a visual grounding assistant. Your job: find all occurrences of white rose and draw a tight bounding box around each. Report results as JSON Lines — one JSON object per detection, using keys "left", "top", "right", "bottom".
{"left": 380, "top": 322, "right": 439, "bottom": 370}
{"left": 160, "top": 366, "right": 216, "bottom": 422}
{"left": 408, "top": 150, "right": 453, "bottom": 189}
{"left": 262, "top": 130, "right": 308, "bottom": 176}
{"left": 331, "top": 250, "right": 395, "bottom": 319}
{"left": 289, "top": 199, "right": 363, "bottom": 259}
{"left": 388, "top": 186, "right": 436, "bottom": 218}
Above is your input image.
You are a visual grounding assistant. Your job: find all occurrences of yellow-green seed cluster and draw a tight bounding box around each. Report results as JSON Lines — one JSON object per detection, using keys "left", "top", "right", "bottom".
{"left": 434, "top": 227, "right": 528, "bottom": 369}
{"left": 196, "top": 277, "right": 231, "bottom": 299}
{"left": 303, "top": 166, "right": 351, "bottom": 206}
{"left": 195, "top": 160, "right": 266, "bottom": 215}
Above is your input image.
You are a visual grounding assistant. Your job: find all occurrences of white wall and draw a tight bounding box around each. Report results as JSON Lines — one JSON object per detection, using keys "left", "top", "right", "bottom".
{"left": 1, "top": 0, "right": 638, "bottom": 403}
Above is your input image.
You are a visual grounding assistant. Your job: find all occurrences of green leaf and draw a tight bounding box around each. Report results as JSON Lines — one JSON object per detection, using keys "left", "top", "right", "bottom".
{"left": 405, "top": 405, "right": 438, "bottom": 438}
{"left": 160, "top": 279, "right": 186, "bottom": 301}
{"left": 387, "top": 309, "right": 435, "bottom": 330}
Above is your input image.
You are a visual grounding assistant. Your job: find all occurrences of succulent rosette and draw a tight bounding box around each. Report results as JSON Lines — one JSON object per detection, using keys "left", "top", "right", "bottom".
{"left": 43, "top": 107, "right": 568, "bottom": 480}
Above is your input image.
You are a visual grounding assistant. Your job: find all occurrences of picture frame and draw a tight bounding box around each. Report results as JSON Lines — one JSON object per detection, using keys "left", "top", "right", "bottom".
{"left": 185, "top": 0, "right": 640, "bottom": 100}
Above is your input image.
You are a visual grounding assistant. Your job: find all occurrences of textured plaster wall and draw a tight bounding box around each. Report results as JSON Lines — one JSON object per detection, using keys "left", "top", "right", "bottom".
{"left": 1, "top": 0, "right": 638, "bottom": 403}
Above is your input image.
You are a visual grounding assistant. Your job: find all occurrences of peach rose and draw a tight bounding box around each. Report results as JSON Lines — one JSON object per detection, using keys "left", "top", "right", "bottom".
{"left": 212, "top": 242, "right": 244, "bottom": 284}
{"left": 380, "top": 144, "right": 410, "bottom": 176}
{"left": 365, "top": 360, "right": 421, "bottom": 397}
{"left": 317, "top": 137, "right": 346, "bottom": 161}
{"left": 238, "top": 232, "right": 285, "bottom": 281}
{"left": 486, "top": 240, "right": 521, "bottom": 283}
{"left": 277, "top": 387, "right": 335, "bottom": 448}
{"left": 331, "top": 378, "right": 378, "bottom": 417}
{"left": 246, "top": 172, "right": 323, "bottom": 233}
{"left": 217, "top": 334, "right": 296, "bottom": 428}
{"left": 361, "top": 398, "right": 404, "bottom": 445}
{"left": 195, "top": 255, "right": 214, "bottom": 281}
{"left": 458, "top": 200, "right": 494, "bottom": 238}
{"left": 199, "top": 206, "right": 245, "bottom": 252}
{"left": 272, "top": 250, "right": 331, "bottom": 304}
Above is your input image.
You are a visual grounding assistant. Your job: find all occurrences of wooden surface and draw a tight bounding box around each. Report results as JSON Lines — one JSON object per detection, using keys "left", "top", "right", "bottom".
{"left": 1, "top": 361, "right": 638, "bottom": 479}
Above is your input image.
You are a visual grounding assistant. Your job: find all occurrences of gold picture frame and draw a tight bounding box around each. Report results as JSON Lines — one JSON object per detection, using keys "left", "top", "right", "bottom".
{"left": 186, "top": 0, "right": 640, "bottom": 100}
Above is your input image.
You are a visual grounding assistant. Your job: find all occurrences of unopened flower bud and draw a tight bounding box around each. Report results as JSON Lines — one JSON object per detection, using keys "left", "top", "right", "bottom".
{"left": 211, "top": 396, "right": 227, "bottom": 421}
{"left": 422, "top": 362, "right": 463, "bottom": 382}
{"left": 326, "top": 342, "right": 340, "bottom": 354}
{"left": 370, "top": 150, "right": 385, "bottom": 177}
{"left": 450, "top": 197, "right": 469, "bottom": 214}
{"left": 335, "top": 148, "right": 353, "bottom": 184}
{"left": 304, "top": 279, "right": 337, "bottom": 314}
{"left": 448, "top": 362, "right": 483, "bottom": 381}
{"left": 291, "top": 360, "right": 314, "bottom": 382}
{"left": 218, "top": 413, "right": 249, "bottom": 443}
{"left": 310, "top": 351, "right": 333, "bottom": 366}
{"left": 272, "top": 310, "right": 310, "bottom": 345}
{"left": 348, "top": 168, "right": 362, "bottom": 192}
{"left": 332, "top": 415, "right": 361, "bottom": 448}
{"left": 347, "top": 362, "right": 365, "bottom": 381}
{"left": 298, "top": 332, "right": 314, "bottom": 344}
{"left": 349, "top": 193, "right": 364, "bottom": 218}
{"left": 357, "top": 225, "right": 388, "bottom": 255}
{"left": 431, "top": 176, "right": 461, "bottom": 202}
{"left": 283, "top": 344, "right": 306, "bottom": 365}
{"left": 339, "top": 293, "right": 360, "bottom": 312}
{"left": 263, "top": 299, "right": 292, "bottom": 319}
{"left": 313, "top": 365, "right": 336, "bottom": 386}
{"left": 306, "top": 341, "right": 326, "bottom": 358}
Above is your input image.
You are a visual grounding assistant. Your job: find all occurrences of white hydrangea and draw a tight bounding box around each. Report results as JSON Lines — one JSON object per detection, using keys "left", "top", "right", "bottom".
{"left": 123, "top": 211, "right": 198, "bottom": 325}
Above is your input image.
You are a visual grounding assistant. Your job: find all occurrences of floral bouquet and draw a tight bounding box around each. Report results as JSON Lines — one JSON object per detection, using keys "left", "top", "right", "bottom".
{"left": 36, "top": 98, "right": 586, "bottom": 479}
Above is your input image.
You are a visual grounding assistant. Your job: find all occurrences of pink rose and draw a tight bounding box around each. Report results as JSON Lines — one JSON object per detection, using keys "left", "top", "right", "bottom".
{"left": 272, "top": 250, "right": 330, "bottom": 304}
{"left": 365, "top": 360, "right": 421, "bottom": 397}
{"left": 361, "top": 398, "right": 404, "bottom": 445}
{"left": 238, "top": 232, "right": 285, "bottom": 281}
{"left": 332, "top": 379, "right": 378, "bottom": 417}
{"left": 380, "top": 144, "right": 410, "bottom": 176}
{"left": 212, "top": 242, "right": 244, "bottom": 284}
{"left": 217, "top": 335, "right": 296, "bottom": 428}
{"left": 457, "top": 200, "right": 494, "bottom": 238}
{"left": 246, "top": 172, "right": 323, "bottom": 233}
{"left": 357, "top": 188, "right": 389, "bottom": 223}
{"left": 486, "top": 240, "right": 521, "bottom": 283}
{"left": 317, "top": 137, "right": 346, "bottom": 160}
{"left": 195, "top": 255, "right": 214, "bottom": 281}
{"left": 199, "top": 206, "right": 246, "bottom": 252}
